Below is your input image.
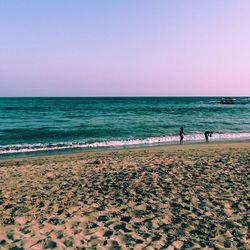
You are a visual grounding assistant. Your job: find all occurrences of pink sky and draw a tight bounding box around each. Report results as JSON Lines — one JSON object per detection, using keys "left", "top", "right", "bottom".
{"left": 1, "top": 0, "right": 250, "bottom": 96}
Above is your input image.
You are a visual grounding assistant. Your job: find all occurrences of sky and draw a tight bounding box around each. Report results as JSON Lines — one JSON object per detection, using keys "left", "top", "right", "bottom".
{"left": 0, "top": 0, "right": 250, "bottom": 96}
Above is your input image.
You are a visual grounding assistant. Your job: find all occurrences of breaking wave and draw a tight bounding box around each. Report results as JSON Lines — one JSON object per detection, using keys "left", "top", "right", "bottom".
{"left": 0, "top": 132, "right": 249, "bottom": 155}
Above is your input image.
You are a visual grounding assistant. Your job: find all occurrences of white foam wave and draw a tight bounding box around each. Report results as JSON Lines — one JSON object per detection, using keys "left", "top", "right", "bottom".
{"left": 0, "top": 132, "right": 250, "bottom": 155}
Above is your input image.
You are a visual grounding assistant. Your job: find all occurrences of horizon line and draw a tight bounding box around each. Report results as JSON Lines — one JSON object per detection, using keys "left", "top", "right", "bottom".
{"left": 0, "top": 95, "right": 249, "bottom": 98}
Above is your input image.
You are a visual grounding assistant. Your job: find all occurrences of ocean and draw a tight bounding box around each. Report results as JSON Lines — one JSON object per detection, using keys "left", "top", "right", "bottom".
{"left": 0, "top": 97, "right": 249, "bottom": 158}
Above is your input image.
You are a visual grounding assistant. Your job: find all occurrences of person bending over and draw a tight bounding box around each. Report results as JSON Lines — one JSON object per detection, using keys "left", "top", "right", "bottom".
{"left": 204, "top": 131, "right": 213, "bottom": 143}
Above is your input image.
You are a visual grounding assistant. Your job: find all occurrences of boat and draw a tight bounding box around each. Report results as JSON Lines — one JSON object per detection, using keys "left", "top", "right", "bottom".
{"left": 219, "top": 97, "right": 237, "bottom": 104}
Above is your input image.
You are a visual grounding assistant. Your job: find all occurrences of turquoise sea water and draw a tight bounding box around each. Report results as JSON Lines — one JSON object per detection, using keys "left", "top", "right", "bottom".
{"left": 0, "top": 97, "right": 249, "bottom": 158}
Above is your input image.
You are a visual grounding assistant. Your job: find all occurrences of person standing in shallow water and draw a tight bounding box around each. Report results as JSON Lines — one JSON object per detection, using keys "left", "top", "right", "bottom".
{"left": 204, "top": 131, "right": 213, "bottom": 142}
{"left": 179, "top": 127, "right": 184, "bottom": 144}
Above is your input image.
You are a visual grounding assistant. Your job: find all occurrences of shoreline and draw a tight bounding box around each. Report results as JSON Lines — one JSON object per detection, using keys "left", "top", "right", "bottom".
{"left": 0, "top": 139, "right": 249, "bottom": 162}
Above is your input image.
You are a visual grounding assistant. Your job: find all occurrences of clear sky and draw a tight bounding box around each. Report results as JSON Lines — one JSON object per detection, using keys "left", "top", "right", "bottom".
{"left": 1, "top": 0, "right": 250, "bottom": 96}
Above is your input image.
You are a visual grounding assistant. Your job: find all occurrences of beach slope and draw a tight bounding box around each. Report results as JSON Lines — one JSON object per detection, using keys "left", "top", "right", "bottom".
{"left": 0, "top": 142, "right": 249, "bottom": 249}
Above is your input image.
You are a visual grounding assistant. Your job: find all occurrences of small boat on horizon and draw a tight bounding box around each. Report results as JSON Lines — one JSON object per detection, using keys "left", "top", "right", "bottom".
{"left": 218, "top": 97, "right": 237, "bottom": 104}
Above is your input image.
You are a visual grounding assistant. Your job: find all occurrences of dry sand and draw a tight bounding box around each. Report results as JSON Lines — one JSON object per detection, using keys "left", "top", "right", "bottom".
{"left": 0, "top": 142, "right": 249, "bottom": 249}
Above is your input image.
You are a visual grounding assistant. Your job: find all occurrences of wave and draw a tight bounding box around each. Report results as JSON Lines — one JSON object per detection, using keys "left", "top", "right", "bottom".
{"left": 0, "top": 132, "right": 249, "bottom": 155}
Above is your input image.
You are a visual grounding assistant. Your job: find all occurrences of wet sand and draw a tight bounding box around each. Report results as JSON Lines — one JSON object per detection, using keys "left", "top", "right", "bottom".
{"left": 0, "top": 142, "right": 249, "bottom": 249}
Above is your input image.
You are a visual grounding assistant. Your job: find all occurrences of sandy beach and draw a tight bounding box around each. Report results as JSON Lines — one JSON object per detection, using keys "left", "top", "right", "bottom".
{"left": 0, "top": 142, "right": 249, "bottom": 249}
